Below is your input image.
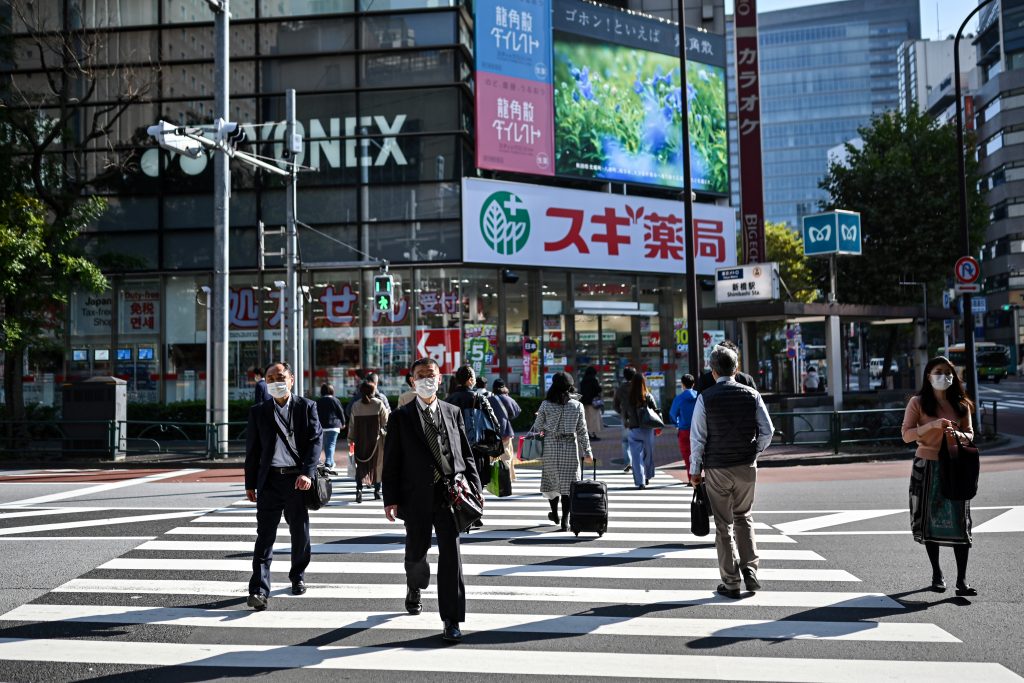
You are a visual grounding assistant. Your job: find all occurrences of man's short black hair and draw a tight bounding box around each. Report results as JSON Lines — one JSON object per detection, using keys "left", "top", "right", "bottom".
{"left": 623, "top": 365, "right": 636, "bottom": 381}
{"left": 251, "top": 366, "right": 264, "bottom": 378}
{"left": 681, "top": 374, "right": 695, "bottom": 388}
{"left": 264, "top": 361, "right": 292, "bottom": 377}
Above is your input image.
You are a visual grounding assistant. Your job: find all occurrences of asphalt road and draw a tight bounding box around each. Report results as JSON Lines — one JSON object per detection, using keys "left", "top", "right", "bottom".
{"left": 977, "top": 377, "right": 1024, "bottom": 437}
{"left": 0, "top": 460, "right": 1020, "bottom": 682}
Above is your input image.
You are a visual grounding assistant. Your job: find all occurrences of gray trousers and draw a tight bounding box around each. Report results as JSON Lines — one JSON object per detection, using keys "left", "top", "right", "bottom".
{"left": 704, "top": 463, "right": 759, "bottom": 589}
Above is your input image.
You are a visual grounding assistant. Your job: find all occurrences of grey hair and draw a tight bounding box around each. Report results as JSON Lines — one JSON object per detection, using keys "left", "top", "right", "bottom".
{"left": 710, "top": 345, "right": 738, "bottom": 376}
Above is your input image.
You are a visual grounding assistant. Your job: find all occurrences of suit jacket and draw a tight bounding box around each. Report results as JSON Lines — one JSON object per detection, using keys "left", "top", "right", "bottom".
{"left": 382, "top": 399, "right": 481, "bottom": 518}
{"left": 253, "top": 380, "right": 271, "bottom": 405}
{"left": 245, "top": 396, "right": 323, "bottom": 491}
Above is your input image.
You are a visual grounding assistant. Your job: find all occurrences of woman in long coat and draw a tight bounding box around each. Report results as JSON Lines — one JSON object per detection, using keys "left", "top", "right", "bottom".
{"left": 350, "top": 380, "right": 389, "bottom": 503}
{"left": 531, "top": 371, "right": 592, "bottom": 531}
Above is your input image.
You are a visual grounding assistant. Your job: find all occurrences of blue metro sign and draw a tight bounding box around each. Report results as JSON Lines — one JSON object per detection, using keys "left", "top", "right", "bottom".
{"left": 802, "top": 210, "right": 862, "bottom": 257}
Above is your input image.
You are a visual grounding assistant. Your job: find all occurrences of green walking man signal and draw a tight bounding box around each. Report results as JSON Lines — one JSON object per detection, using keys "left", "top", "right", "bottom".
{"left": 374, "top": 274, "right": 394, "bottom": 313}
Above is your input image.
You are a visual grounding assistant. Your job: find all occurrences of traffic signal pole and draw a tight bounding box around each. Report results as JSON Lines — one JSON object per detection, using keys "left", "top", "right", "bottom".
{"left": 676, "top": 0, "right": 700, "bottom": 376}
{"left": 212, "top": 0, "right": 230, "bottom": 456}
{"left": 285, "top": 89, "right": 301, "bottom": 395}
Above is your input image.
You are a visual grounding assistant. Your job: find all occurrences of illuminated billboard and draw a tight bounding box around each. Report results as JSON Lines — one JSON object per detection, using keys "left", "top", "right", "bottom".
{"left": 475, "top": 0, "right": 729, "bottom": 195}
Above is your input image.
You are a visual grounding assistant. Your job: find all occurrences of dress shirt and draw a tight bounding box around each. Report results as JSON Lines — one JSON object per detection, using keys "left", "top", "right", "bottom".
{"left": 689, "top": 376, "right": 774, "bottom": 476}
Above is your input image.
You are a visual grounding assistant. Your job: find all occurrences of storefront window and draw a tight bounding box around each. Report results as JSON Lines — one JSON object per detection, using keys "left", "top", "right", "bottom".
{"left": 311, "top": 271, "right": 362, "bottom": 400}
{"left": 363, "top": 268, "right": 411, "bottom": 398}
{"left": 504, "top": 272, "right": 531, "bottom": 395}
{"left": 572, "top": 273, "right": 636, "bottom": 398}
{"left": 460, "top": 268, "right": 499, "bottom": 385}
{"left": 415, "top": 267, "right": 463, "bottom": 387}
{"left": 165, "top": 275, "right": 207, "bottom": 403}
{"left": 543, "top": 272, "right": 569, "bottom": 388}
{"left": 118, "top": 280, "right": 162, "bottom": 403}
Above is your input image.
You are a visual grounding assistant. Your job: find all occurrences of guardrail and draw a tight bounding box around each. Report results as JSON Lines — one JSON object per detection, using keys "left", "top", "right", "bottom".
{"left": 0, "top": 419, "right": 121, "bottom": 459}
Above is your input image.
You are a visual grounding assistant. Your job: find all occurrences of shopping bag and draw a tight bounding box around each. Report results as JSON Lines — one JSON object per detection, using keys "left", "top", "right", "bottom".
{"left": 486, "top": 459, "right": 512, "bottom": 497}
{"left": 345, "top": 442, "right": 356, "bottom": 479}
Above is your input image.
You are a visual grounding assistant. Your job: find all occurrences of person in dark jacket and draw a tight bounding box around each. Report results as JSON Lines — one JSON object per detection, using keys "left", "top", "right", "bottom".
{"left": 579, "top": 366, "right": 603, "bottom": 441}
{"left": 612, "top": 365, "right": 637, "bottom": 472}
{"left": 345, "top": 371, "right": 392, "bottom": 421}
{"left": 252, "top": 366, "right": 270, "bottom": 405}
{"left": 694, "top": 341, "right": 757, "bottom": 392}
{"left": 315, "top": 383, "right": 346, "bottom": 471}
{"left": 689, "top": 346, "right": 774, "bottom": 599}
{"left": 446, "top": 367, "right": 502, "bottom": 525}
{"left": 244, "top": 361, "right": 322, "bottom": 610}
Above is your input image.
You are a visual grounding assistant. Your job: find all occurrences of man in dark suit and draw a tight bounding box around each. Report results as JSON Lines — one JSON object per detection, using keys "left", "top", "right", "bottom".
{"left": 244, "top": 361, "right": 322, "bottom": 611}
{"left": 252, "top": 366, "right": 271, "bottom": 405}
{"left": 382, "top": 357, "right": 482, "bottom": 644}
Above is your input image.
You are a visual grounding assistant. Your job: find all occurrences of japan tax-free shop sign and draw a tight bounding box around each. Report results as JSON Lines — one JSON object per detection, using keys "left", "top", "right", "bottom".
{"left": 462, "top": 178, "right": 736, "bottom": 274}
{"left": 475, "top": 0, "right": 729, "bottom": 194}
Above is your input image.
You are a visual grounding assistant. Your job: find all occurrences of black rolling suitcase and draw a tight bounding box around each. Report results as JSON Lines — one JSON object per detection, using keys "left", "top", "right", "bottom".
{"left": 569, "top": 456, "right": 608, "bottom": 537}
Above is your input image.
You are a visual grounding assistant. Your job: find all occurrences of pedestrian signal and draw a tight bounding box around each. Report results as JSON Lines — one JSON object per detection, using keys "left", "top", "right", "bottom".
{"left": 374, "top": 274, "right": 394, "bottom": 313}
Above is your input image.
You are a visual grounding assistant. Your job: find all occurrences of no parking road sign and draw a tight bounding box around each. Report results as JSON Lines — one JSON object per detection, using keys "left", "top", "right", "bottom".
{"left": 954, "top": 256, "right": 981, "bottom": 294}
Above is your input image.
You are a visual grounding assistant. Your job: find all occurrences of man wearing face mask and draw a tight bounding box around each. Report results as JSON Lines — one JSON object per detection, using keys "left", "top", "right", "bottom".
{"left": 244, "top": 361, "right": 323, "bottom": 611}
{"left": 382, "top": 357, "right": 482, "bottom": 643}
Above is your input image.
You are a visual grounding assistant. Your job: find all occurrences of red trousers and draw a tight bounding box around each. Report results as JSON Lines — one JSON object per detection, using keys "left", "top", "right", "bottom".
{"left": 677, "top": 429, "right": 691, "bottom": 470}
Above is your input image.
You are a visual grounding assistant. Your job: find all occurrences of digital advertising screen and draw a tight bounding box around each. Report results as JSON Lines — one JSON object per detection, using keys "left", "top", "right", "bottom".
{"left": 137, "top": 347, "right": 155, "bottom": 361}
{"left": 116, "top": 348, "right": 132, "bottom": 361}
{"left": 474, "top": 0, "right": 729, "bottom": 195}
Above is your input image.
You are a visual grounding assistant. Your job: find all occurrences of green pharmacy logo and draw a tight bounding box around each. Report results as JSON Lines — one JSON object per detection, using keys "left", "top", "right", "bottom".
{"left": 480, "top": 192, "right": 530, "bottom": 255}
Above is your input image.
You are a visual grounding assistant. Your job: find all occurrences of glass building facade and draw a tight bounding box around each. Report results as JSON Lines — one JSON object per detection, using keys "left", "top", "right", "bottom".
{"left": 1, "top": 0, "right": 727, "bottom": 409}
{"left": 727, "top": 0, "right": 920, "bottom": 227}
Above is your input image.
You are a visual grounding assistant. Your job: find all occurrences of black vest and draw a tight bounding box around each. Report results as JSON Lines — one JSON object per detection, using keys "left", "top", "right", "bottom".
{"left": 701, "top": 380, "right": 759, "bottom": 468}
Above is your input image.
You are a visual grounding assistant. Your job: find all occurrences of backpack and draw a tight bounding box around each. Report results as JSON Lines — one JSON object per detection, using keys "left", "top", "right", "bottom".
{"left": 462, "top": 391, "right": 503, "bottom": 458}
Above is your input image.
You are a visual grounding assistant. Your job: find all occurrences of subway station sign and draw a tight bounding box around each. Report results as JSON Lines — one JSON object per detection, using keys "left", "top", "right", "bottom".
{"left": 462, "top": 177, "right": 737, "bottom": 274}
{"left": 714, "top": 262, "right": 779, "bottom": 304}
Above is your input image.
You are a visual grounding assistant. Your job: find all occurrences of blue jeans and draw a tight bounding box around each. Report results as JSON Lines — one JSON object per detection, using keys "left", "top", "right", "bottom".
{"left": 322, "top": 430, "right": 340, "bottom": 468}
{"left": 620, "top": 427, "right": 630, "bottom": 466}
{"left": 627, "top": 428, "right": 656, "bottom": 487}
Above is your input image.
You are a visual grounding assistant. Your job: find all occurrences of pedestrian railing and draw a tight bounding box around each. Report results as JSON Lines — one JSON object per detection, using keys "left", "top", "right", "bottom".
{"left": 0, "top": 419, "right": 121, "bottom": 459}
{"left": 978, "top": 400, "right": 998, "bottom": 438}
{"left": 769, "top": 407, "right": 910, "bottom": 455}
{"left": 120, "top": 420, "right": 211, "bottom": 457}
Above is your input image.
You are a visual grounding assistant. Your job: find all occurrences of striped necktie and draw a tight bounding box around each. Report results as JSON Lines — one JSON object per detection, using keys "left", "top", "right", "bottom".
{"left": 419, "top": 405, "right": 447, "bottom": 483}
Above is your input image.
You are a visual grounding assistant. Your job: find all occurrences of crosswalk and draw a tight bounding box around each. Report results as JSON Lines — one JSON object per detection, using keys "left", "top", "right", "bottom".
{"left": 0, "top": 468, "right": 1020, "bottom": 681}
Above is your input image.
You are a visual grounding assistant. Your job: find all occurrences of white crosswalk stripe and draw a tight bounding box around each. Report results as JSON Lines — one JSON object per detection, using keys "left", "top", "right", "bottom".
{"left": 0, "top": 467, "right": 1018, "bottom": 682}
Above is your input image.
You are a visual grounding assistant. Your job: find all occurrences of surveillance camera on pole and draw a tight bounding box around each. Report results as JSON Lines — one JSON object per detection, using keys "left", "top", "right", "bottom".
{"left": 147, "top": 120, "right": 204, "bottom": 158}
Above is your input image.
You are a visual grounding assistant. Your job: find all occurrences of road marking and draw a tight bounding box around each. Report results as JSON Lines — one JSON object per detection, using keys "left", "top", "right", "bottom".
{"left": 0, "top": 604, "right": 957, "bottom": 643}
{"left": 189, "top": 515, "right": 771, "bottom": 530}
{"left": 0, "top": 536, "right": 156, "bottom": 541}
{"left": 773, "top": 510, "right": 904, "bottom": 534}
{"left": 3, "top": 469, "right": 204, "bottom": 506}
{"left": 0, "top": 507, "right": 106, "bottom": 520}
{"left": 216, "top": 502, "right": 697, "bottom": 512}
{"left": 99, "top": 558, "right": 859, "bottom": 582}
{"left": 136, "top": 540, "right": 824, "bottom": 562}
{"left": 0, "top": 510, "right": 212, "bottom": 536}
{"left": 54, "top": 578, "right": 902, "bottom": 608}
{"left": 972, "top": 506, "right": 1024, "bottom": 533}
{"left": 1, "top": 639, "right": 1019, "bottom": 681}
{"left": 163, "top": 526, "right": 799, "bottom": 543}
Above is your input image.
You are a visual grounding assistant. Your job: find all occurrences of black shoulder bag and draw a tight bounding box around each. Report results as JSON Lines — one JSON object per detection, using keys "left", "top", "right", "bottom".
{"left": 424, "top": 413, "right": 484, "bottom": 532}
{"left": 271, "top": 403, "right": 333, "bottom": 510}
{"left": 690, "top": 483, "right": 711, "bottom": 537}
{"left": 937, "top": 429, "right": 980, "bottom": 501}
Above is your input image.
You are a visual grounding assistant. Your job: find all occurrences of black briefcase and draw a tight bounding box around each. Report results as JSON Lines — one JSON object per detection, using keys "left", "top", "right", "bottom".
{"left": 690, "top": 483, "right": 711, "bottom": 537}
{"left": 305, "top": 466, "right": 333, "bottom": 510}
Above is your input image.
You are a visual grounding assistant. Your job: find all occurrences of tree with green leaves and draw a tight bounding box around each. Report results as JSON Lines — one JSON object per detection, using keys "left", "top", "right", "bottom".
{"left": 1, "top": 5, "right": 151, "bottom": 420}
{"left": 819, "top": 108, "right": 988, "bottom": 381}
{"left": 766, "top": 221, "right": 817, "bottom": 304}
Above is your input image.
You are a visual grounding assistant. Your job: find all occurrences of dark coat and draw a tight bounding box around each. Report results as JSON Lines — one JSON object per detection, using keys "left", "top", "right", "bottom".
{"left": 315, "top": 395, "right": 346, "bottom": 430}
{"left": 580, "top": 374, "right": 602, "bottom": 406}
{"left": 382, "top": 399, "right": 481, "bottom": 519}
{"left": 244, "top": 396, "right": 323, "bottom": 491}
{"left": 253, "top": 379, "right": 271, "bottom": 405}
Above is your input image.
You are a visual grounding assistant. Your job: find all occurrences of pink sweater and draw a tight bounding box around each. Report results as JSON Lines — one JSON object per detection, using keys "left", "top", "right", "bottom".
{"left": 901, "top": 396, "right": 974, "bottom": 461}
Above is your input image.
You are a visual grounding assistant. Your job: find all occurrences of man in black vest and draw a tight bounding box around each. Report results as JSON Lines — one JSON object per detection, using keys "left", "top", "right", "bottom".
{"left": 382, "top": 357, "right": 482, "bottom": 643}
{"left": 244, "top": 361, "right": 322, "bottom": 610}
{"left": 689, "top": 346, "right": 774, "bottom": 599}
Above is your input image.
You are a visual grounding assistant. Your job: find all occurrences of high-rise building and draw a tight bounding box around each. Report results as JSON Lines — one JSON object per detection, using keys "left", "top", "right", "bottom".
{"left": 972, "top": 0, "right": 1024, "bottom": 356}
{"left": 897, "top": 38, "right": 976, "bottom": 118}
{"left": 728, "top": 0, "right": 920, "bottom": 227}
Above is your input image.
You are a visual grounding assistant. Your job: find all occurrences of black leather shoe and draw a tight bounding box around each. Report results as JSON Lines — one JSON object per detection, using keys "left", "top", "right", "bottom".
{"left": 405, "top": 587, "right": 422, "bottom": 615}
{"left": 355, "top": 488, "right": 363, "bottom": 504}
{"left": 374, "top": 487, "right": 382, "bottom": 500}
{"left": 931, "top": 574, "right": 947, "bottom": 592}
{"left": 471, "top": 519, "right": 483, "bottom": 528}
{"left": 623, "top": 465, "right": 631, "bottom": 473}
{"left": 717, "top": 584, "right": 741, "bottom": 599}
{"left": 547, "top": 511, "right": 559, "bottom": 525}
{"left": 741, "top": 567, "right": 762, "bottom": 592}
{"left": 441, "top": 620, "right": 463, "bottom": 643}
{"left": 955, "top": 582, "right": 977, "bottom": 596}
{"left": 246, "top": 594, "right": 268, "bottom": 611}
{"left": 291, "top": 581, "right": 306, "bottom": 595}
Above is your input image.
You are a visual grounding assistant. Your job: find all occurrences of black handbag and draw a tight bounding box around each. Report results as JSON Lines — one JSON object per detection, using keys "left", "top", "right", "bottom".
{"left": 690, "top": 483, "right": 711, "bottom": 537}
{"left": 305, "top": 466, "right": 333, "bottom": 510}
{"left": 937, "top": 430, "right": 980, "bottom": 501}
{"left": 638, "top": 397, "right": 665, "bottom": 429}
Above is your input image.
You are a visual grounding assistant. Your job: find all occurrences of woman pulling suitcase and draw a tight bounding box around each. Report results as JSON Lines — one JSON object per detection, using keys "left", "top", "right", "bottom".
{"left": 531, "top": 372, "right": 593, "bottom": 531}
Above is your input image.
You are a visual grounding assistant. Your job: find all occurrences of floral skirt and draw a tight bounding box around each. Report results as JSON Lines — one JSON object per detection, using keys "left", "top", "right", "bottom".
{"left": 909, "top": 457, "right": 972, "bottom": 546}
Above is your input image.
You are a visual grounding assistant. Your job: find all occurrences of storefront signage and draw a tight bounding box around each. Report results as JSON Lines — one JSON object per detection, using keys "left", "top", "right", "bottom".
{"left": 463, "top": 177, "right": 736, "bottom": 274}
{"left": 140, "top": 114, "right": 411, "bottom": 177}
{"left": 703, "top": 329, "right": 725, "bottom": 369}
{"left": 714, "top": 262, "right": 779, "bottom": 304}
{"left": 735, "top": 0, "right": 766, "bottom": 263}
{"left": 119, "top": 286, "right": 161, "bottom": 335}
{"left": 70, "top": 292, "right": 113, "bottom": 336}
{"left": 416, "top": 329, "right": 461, "bottom": 374}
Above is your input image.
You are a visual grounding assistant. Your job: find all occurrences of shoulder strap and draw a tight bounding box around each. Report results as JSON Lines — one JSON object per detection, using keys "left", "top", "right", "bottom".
{"left": 269, "top": 402, "right": 302, "bottom": 467}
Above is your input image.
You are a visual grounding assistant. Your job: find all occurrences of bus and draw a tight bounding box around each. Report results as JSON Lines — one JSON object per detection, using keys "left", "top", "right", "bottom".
{"left": 944, "top": 342, "right": 1011, "bottom": 383}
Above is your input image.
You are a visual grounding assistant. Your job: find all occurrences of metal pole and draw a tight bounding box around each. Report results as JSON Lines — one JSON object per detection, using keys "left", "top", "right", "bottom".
{"left": 1014, "top": 306, "right": 1022, "bottom": 376}
{"left": 954, "top": 0, "right": 993, "bottom": 411}
{"left": 200, "top": 286, "right": 212, "bottom": 425}
{"left": 285, "top": 89, "right": 300, "bottom": 395}
{"left": 212, "top": 0, "right": 230, "bottom": 458}
{"left": 676, "top": 0, "right": 700, "bottom": 376}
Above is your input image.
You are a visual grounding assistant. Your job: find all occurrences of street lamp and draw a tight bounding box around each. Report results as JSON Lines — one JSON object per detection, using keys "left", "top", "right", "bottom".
{"left": 954, "top": 0, "right": 994, "bottom": 407}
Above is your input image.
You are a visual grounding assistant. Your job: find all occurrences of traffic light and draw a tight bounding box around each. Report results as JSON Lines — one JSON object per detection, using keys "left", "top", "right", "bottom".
{"left": 373, "top": 274, "right": 394, "bottom": 313}
{"left": 1002, "top": 304, "right": 1019, "bottom": 311}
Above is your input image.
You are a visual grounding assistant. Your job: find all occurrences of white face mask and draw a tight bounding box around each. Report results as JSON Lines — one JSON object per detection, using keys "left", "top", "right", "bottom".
{"left": 267, "top": 381, "right": 290, "bottom": 399}
{"left": 929, "top": 374, "right": 954, "bottom": 391}
{"left": 414, "top": 376, "right": 439, "bottom": 399}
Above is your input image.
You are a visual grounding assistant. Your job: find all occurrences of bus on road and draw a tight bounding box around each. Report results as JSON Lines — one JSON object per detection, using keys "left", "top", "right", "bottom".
{"left": 945, "top": 342, "right": 1011, "bottom": 383}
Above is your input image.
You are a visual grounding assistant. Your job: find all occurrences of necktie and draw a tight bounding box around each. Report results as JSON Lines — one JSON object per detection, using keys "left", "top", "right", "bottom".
{"left": 420, "top": 405, "right": 447, "bottom": 483}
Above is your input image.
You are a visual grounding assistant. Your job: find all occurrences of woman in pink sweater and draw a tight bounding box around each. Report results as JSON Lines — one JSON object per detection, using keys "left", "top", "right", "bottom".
{"left": 901, "top": 356, "right": 976, "bottom": 596}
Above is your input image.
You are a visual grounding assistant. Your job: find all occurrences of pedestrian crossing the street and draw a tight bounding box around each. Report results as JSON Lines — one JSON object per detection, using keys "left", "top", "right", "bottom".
{"left": 0, "top": 468, "right": 1020, "bottom": 681}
